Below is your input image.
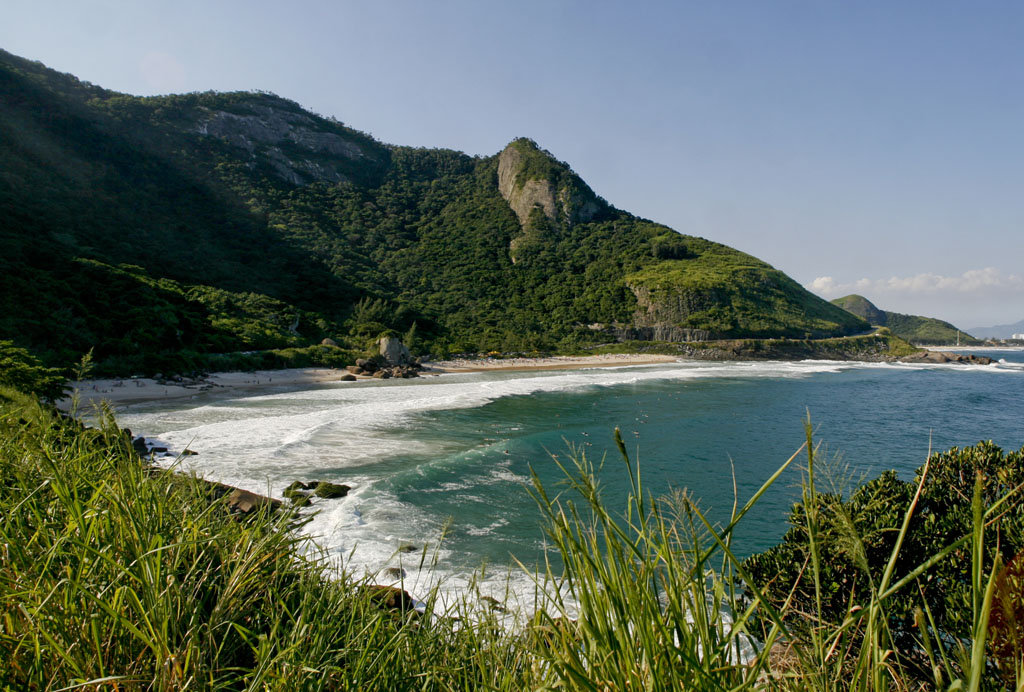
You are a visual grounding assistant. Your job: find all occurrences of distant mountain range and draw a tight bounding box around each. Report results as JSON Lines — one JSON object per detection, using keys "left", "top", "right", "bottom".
{"left": 0, "top": 48, "right": 865, "bottom": 375}
{"left": 966, "top": 319, "right": 1024, "bottom": 340}
{"left": 830, "top": 295, "right": 981, "bottom": 345}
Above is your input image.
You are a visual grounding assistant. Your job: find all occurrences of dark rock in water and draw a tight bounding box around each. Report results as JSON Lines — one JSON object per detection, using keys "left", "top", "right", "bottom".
{"left": 286, "top": 480, "right": 314, "bottom": 492}
{"left": 339, "top": 374, "right": 357, "bottom": 382}
{"left": 384, "top": 567, "right": 406, "bottom": 580}
{"left": 314, "top": 481, "right": 351, "bottom": 498}
{"left": 397, "top": 543, "right": 418, "bottom": 554}
{"left": 181, "top": 448, "right": 198, "bottom": 456}
{"left": 226, "top": 488, "right": 282, "bottom": 514}
{"left": 361, "top": 584, "right": 417, "bottom": 612}
{"left": 481, "top": 595, "right": 508, "bottom": 613}
{"left": 900, "top": 351, "right": 997, "bottom": 365}
{"left": 150, "top": 446, "right": 168, "bottom": 453}
{"left": 283, "top": 488, "right": 312, "bottom": 506}
{"left": 132, "top": 436, "right": 148, "bottom": 453}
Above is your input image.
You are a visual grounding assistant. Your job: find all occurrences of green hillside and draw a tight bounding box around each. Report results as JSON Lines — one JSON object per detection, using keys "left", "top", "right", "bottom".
{"left": 0, "top": 49, "right": 866, "bottom": 375}
{"left": 830, "top": 295, "right": 980, "bottom": 345}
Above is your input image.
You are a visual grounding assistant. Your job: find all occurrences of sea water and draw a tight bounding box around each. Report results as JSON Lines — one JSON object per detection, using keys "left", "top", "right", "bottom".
{"left": 118, "top": 350, "right": 1024, "bottom": 606}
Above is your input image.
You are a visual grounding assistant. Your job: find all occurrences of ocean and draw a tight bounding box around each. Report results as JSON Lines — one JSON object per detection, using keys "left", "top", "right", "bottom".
{"left": 118, "top": 349, "right": 1024, "bottom": 607}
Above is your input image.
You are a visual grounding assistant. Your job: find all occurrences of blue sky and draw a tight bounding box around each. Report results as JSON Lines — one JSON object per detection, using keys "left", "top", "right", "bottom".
{"left": 4, "top": 1, "right": 1022, "bottom": 328}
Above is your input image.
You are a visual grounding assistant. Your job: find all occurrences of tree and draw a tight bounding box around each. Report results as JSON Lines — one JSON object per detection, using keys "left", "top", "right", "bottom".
{"left": 0, "top": 340, "right": 69, "bottom": 402}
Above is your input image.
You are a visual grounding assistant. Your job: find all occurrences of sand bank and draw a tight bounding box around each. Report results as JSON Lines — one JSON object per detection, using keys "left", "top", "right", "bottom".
{"left": 58, "top": 368, "right": 347, "bottom": 411}
{"left": 425, "top": 353, "right": 679, "bottom": 373}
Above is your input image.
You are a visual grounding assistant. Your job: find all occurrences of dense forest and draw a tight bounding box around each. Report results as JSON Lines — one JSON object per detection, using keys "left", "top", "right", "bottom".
{"left": 0, "top": 48, "right": 865, "bottom": 376}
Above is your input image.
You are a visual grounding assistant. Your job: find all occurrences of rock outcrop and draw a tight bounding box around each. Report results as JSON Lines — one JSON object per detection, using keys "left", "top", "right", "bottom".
{"left": 496, "top": 139, "right": 603, "bottom": 229}
{"left": 195, "top": 101, "right": 386, "bottom": 186}
{"left": 899, "top": 351, "right": 995, "bottom": 365}
{"left": 378, "top": 336, "right": 413, "bottom": 366}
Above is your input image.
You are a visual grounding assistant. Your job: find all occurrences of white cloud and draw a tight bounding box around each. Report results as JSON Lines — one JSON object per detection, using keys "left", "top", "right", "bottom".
{"left": 807, "top": 268, "right": 1024, "bottom": 299}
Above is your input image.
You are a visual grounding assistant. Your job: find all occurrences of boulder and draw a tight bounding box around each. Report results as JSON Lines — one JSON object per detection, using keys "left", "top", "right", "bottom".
{"left": 372, "top": 370, "right": 391, "bottom": 379}
{"left": 150, "top": 446, "right": 168, "bottom": 453}
{"left": 346, "top": 365, "right": 364, "bottom": 375}
{"left": 182, "top": 448, "right": 198, "bottom": 456}
{"left": 226, "top": 488, "right": 282, "bottom": 515}
{"left": 361, "top": 585, "right": 417, "bottom": 612}
{"left": 378, "top": 336, "right": 412, "bottom": 367}
{"left": 286, "top": 480, "right": 313, "bottom": 492}
{"left": 481, "top": 595, "right": 508, "bottom": 613}
{"left": 321, "top": 338, "right": 339, "bottom": 347}
{"left": 313, "top": 481, "right": 351, "bottom": 498}
{"left": 384, "top": 567, "right": 406, "bottom": 580}
{"left": 283, "top": 488, "right": 312, "bottom": 506}
{"left": 398, "top": 543, "right": 418, "bottom": 554}
{"left": 339, "top": 374, "right": 357, "bottom": 382}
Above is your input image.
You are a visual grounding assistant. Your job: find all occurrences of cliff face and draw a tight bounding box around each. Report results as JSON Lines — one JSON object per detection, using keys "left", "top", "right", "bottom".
{"left": 194, "top": 101, "right": 388, "bottom": 186}
{"left": 496, "top": 139, "right": 603, "bottom": 228}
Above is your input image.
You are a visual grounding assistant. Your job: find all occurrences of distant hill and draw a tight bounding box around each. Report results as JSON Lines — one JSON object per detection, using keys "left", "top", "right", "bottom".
{"left": 966, "top": 319, "right": 1024, "bottom": 340}
{"left": 831, "top": 295, "right": 981, "bottom": 345}
{"left": 0, "top": 48, "right": 865, "bottom": 375}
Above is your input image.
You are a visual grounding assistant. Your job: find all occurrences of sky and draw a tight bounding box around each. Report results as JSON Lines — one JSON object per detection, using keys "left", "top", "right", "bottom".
{"left": 3, "top": 0, "right": 1022, "bottom": 329}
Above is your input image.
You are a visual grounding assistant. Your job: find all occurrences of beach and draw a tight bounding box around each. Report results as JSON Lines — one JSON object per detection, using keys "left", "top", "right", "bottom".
{"left": 58, "top": 353, "right": 681, "bottom": 410}
{"left": 428, "top": 353, "right": 678, "bottom": 373}
{"left": 59, "top": 368, "right": 346, "bottom": 410}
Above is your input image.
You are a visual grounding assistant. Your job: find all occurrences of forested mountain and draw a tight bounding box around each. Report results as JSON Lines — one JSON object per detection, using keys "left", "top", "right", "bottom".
{"left": 831, "top": 295, "right": 980, "bottom": 345}
{"left": 0, "top": 48, "right": 865, "bottom": 375}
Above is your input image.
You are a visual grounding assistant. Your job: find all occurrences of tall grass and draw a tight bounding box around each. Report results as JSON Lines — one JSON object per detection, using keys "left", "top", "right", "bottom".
{"left": 1, "top": 388, "right": 1019, "bottom": 690}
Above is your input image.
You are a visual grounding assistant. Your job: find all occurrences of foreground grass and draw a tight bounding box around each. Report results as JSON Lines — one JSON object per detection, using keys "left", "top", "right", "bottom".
{"left": 1, "top": 387, "right": 1021, "bottom": 690}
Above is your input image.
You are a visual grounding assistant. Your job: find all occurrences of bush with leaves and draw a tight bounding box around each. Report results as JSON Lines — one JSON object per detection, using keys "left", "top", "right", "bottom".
{"left": 0, "top": 340, "right": 68, "bottom": 401}
{"left": 744, "top": 440, "right": 1024, "bottom": 667}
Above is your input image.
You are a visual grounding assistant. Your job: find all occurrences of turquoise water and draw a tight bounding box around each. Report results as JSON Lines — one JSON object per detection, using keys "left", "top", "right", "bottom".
{"left": 120, "top": 350, "right": 1024, "bottom": 603}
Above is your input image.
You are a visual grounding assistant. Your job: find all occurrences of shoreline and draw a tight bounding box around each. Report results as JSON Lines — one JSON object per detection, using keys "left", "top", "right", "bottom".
{"left": 58, "top": 354, "right": 681, "bottom": 410}
{"left": 58, "top": 367, "right": 346, "bottom": 411}
{"left": 428, "top": 353, "right": 678, "bottom": 373}
{"left": 59, "top": 342, "right": 1008, "bottom": 411}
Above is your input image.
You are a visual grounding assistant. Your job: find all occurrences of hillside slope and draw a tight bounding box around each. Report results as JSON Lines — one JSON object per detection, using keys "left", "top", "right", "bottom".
{"left": 831, "top": 295, "right": 980, "bottom": 345}
{"left": 0, "top": 49, "right": 865, "bottom": 374}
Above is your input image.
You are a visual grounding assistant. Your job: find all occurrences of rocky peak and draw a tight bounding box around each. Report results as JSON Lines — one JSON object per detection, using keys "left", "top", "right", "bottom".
{"left": 496, "top": 139, "right": 603, "bottom": 229}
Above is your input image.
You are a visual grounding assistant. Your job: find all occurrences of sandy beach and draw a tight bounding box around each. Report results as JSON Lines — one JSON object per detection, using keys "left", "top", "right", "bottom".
{"left": 426, "top": 353, "right": 679, "bottom": 373}
{"left": 58, "top": 354, "right": 682, "bottom": 410}
{"left": 58, "top": 368, "right": 347, "bottom": 411}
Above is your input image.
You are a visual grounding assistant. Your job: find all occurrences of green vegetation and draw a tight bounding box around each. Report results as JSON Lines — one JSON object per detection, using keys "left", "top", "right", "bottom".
{"left": 627, "top": 238, "right": 867, "bottom": 338}
{"left": 0, "top": 340, "right": 68, "bottom": 401}
{"left": 832, "top": 295, "right": 981, "bottom": 345}
{"left": 1, "top": 384, "right": 1020, "bottom": 689}
{"left": 2, "top": 48, "right": 867, "bottom": 376}
{"left": 745, "top": 440, "right": 1024, "bottom": 680}
{"left": 884, "top": 311, "right": 982, "bottom": 346}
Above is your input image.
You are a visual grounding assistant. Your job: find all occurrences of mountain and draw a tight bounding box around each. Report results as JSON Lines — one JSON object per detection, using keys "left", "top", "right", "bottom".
{"left": 0, "top": 48, "right": 866, "bottom": 375}
{"left": 831, "top": 295, "right": 980, "bottom": 345}
{"left": 966, "top": 319, "right": 1024, "bottom": 340}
